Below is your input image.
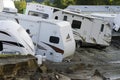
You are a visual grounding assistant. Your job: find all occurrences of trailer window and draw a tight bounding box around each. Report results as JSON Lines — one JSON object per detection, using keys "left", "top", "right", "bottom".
{"left": 26, "top": 29, "right": 30, "bottom": 34}
{"left": 72, "top": 20, "right": 82, "bottom": 29}
{"left": 55, "top": 16, "right": 58, "bottom": 20}
{"left": 49, "top": 36, "right": 59, "bottom": 44}
{"left": 101, "top": 24, "right": 104, "bottom": 32}
{"left": 28, "top": 11, "right": 49, "bottom": 19}
{"left": 63, "top": 16, "right": 67, "bottom": 21}
{"left": 0, "top": 42, "right": 3, "bottom": 51}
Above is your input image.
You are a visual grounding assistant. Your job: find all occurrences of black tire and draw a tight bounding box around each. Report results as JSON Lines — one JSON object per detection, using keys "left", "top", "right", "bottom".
{"left": 76, "top": 40, "right": 82, "bottom": 48}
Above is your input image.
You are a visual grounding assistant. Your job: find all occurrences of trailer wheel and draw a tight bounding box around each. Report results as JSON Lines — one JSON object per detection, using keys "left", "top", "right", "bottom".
{"left": 76, "top": 40, "right": 82, "bottom": 48}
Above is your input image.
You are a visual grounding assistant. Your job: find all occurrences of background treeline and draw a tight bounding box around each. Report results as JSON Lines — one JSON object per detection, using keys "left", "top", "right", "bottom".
{"left": 14, "top": 0, "right": 120, "bottom": 13}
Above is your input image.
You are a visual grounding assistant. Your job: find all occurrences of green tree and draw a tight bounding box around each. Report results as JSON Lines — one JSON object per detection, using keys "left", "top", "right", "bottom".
{"left": 14, "top": 0, "right": 26, "bottom": 13}
{"left": 62, "top": 0, "right": 76, "bottom": 8}
{"left": 111, "top": 0, "right": 120, "bottom": 5}
{"left": 42, "top": 0, "right": 52, "bottom": 6}
{"left": 14, "top": 0, "right": 120, "bottom": 13}
{"left": 53, "top": 0, "right": 76, "bottom": 8}
{"left": 52, "top": 0, "right": 63, "bottom": 8}
{"left": 75, "top": 0, "right": 113, "bottom": 5}
{"left": 75, "top": 0, "right": 94, "bottom": 5}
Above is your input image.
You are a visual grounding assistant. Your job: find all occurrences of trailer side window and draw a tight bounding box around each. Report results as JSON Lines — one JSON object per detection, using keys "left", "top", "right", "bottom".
{"left": 55, "top": 16, "right": 58, "bottom": 20}
{"left": 26, "top": 29, "right": 30, "bottom": 34}
{"left": 63, "top": 16, "right": 67, "bottom": 21}
{"left": 42, "top": 14, "right": 49, "bottom": 19}
{"left": 28, "top": 11, "right": 49, "bottom": 19}
{"left": 0, "top": 42, "right": 3, "bottom": 51}
{"left": 49, "top": 36, "right": 59, "bottom": 44}
{"left": 72, "top": 20, "right": 82, "bottom": 29}
{"left": 53, "top": 9, "right": 59, "bottom": 12}
{"left": 101, "top": 24, "right": 104, "bottom": 32}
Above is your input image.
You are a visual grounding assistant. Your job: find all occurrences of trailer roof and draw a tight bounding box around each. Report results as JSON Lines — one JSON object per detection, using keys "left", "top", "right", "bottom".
{"left": 62, "top": 9, "right": 107, "bottom": 21}
{"left": 18, "top": 14, "right": 69, "bottom": 26}
{"left": 0, "top": 12, "right": 70, "bottom": 27}
{"left": 67, "top": 5, "right": 120, "bottom": 13}
{"left": 26, "top": 3, "right": 107, "bottom": 21}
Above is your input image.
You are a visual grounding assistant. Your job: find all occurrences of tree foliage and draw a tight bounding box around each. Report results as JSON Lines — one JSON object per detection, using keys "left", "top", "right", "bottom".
{"left": 75, "top": 0, "right": 120, "bottom": 5}
{"left": 42, "top": 0, "right": 52, "bottom": 6}
{"left": 14, "top": 0, "right": 120, "bottom": 13}
{"left": 62, "top": 0, "right": 76, "bottom": 8}
{"left": 111, "top": 0, "right": 120, "bottom": 5}
{"left": 14, "top": 0, "right": 26, "bottom": 13}
{"left": 42, "top": 0, "right": 120, "bottom": 8}
{"left": 52, "top": 0, "right": 76, "bottom": 8}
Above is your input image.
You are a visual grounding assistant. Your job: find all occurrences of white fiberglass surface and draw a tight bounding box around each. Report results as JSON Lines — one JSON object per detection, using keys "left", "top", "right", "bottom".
{"left": 17, "top": 27, "right": 34, "bottom": 51}
{"left": 3, "top": 0, "right": 16, "bottom": 9}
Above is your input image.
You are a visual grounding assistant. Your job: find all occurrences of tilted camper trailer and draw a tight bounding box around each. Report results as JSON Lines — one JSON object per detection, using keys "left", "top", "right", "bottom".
{"left": 0, "top": 20, "right": 35, "bottom": 55}
{"left": 89, "top": 13, "right": 120, "bottom": 36}
{"left": 0, "top": 0, "right": 75, "bottom": 62}
{"left": 53, "top": 11, "right": 112, "bottom": 47}
{"left": 66, "top": 5, "right": 120, "bottom": 36}
{"left": 79, "top": 13, "right": 120, "bottom": 36}
{"left": 0, "top": 12, "right": 75, "bottom": 62}
{"left": 18, "top": 15, "right": 75, "bottom": 62}
{"left": 25, "top": 3, "right": 112, "bottom": 47}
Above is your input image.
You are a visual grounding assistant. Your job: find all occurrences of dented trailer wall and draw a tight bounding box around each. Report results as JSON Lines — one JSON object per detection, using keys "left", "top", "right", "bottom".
{"left": 53, "top": 11, "right": 112, "bottom": 46}
{"left": 65, "top": 5, "right": 120, "bottom": 34}
{"left": 0, "top": 12, "right": 75, "bottom": 62}
{"left": 25, "top": 3, "right": 112, "bottom": 46}
{"left": 0, "top": 20, "right": 35, "bottom": 55}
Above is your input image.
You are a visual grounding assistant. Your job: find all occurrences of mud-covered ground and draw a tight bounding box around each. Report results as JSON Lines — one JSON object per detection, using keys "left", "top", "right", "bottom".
{"left": 43, "top": 36, "right": 120, "bottom": 80}
{"left": 1, "top": 37, "right": 120, "bottom": 80}
{"left": 65, "top": 36, "right": 120, "bottom": 80}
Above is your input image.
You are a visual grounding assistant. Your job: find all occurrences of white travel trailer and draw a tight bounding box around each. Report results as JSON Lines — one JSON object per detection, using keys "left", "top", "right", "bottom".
{"left": 25, "top": 3, "right": 112, "bottom": 47}
{"left": 0, "top": 20, "right": 35, "bottom": 55}
{"left": 0, "top": 12, "right": 75, "bottom": 62}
